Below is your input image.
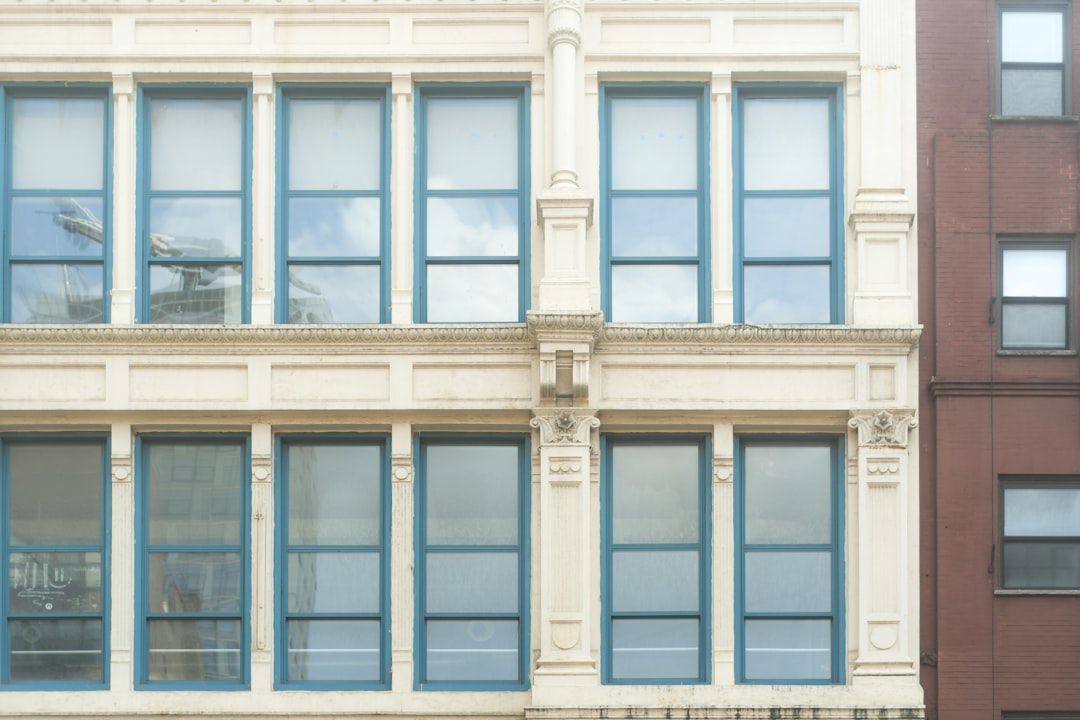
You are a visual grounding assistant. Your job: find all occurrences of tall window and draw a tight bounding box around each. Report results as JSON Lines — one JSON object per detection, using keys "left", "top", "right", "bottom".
{"left": 601, "top": 437, "right": 708, "bottom": 684}
{"left": 415, "top": 437, "right": 529, "bottom": 689}
{"left": 415, "top": 86, "right": 529, "bottom": 323}
{"left": 136, "top": 437, "right": 248, "bottom": 688}
{"left": 277, "top": 87, "right": 390, "bottom": 323}
{"left": 1000, "top": 479, "right": 1080, "bottom": 589}
{"left": 999, "top": 4, "right": 1069, "bottom": 116}
{"left": 3, "top": 88, "right": 110, "bottom": 323}
{"left": 600, "top": 85, "right": 710, "bottom": 322}
{"left": 277, "top": 437, "right": 389, "bottom": 688}
{"left": 736, "top": 438, "right": 843, "bottom": 684}
{"left": 734, "top": 86, "right": 843, "bottom": 324}
{"left": 1, "top": 436, "right": 108, "bottom": 687}
{"left": 999, "top": 240, "right": 1072, "bottom": 350}
{"left": 138, "top": 87, "right": 250, "bottom": 323}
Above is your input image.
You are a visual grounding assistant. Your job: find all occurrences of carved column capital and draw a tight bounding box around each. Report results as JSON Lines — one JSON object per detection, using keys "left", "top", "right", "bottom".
{"left": 546, "top": 0, "right": 583, "bottom": 47}
{"left": 848, "top": 410, "right": 917, "bottom": 448}
{"left": 531, "top": 411, "right": 599, "bottom": 445}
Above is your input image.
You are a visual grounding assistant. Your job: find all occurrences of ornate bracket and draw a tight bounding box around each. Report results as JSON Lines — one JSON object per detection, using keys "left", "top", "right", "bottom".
{"left": 848, "top": 410, "right": 917, "bottom": 448}
{"left": 531, "top": 411, "right": 599, "bottom": 445}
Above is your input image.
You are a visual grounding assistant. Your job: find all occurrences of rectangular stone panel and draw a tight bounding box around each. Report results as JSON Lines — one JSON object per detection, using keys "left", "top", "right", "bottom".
{"left": 0, "top": 22, "right": 111, "bottom": 46}
{"left": 134, "top": 21, "right": 252, "bottom": 46}
{"left": 412, "top": 19, "right": 530, "bottom": 45}
{"left": 732, "top": 17, "right": 845, "bottom": 45}
{"left": 601, "top": 364, "right": 855, "bottom": 403}
{"left": 270, "top": 364, "right": 390, "bottom": 402}
{"left": 412, "top": 363, "right": 532, "bottom": 402}
{"left": 0, "top": 365, "right": 106, "bottom": 402}
{"left": 129, "top": 365, "right": 247, "bottom": 402}
{"left": 274, "top": 21, "right": 390, "bottom": 46}
{"left": 600, "top": 18, "right": 711, "bottom": 44}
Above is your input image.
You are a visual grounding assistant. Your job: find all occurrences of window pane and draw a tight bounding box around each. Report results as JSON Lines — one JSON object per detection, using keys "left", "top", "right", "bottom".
{"left": 425, "top": 619, "right": 518, "bottom": 682}
{"left": 744, "top": 444, "right": 832, "bottom": 545}
{"left": 148, "top": 263, "right": 242, "bottom": 324}
{"left": 1003, "top": 247, "right": 1067, "bottom": 297}
{"left": 10, "top": 263, "right": 104, "bottom": 324}
{"left": 743, "top": 264, "right": 831, "bottom": 323}
{"left": 1002, "top": 303, "right": 1067, "bottom": 348}
{"left": 744, "top": 196, "right": 831, "bottom": 258}
{"left": 150, "top": 98, "right": 242, "bottom": 192}
{"left": 426, "top": 552, "right": 517, "bottom": 613}
{"left": 287, "top": 445, "right": 381, "bottom": 545}
{"left": 744, "top": 98, "right": 830, "bottom": 191}
{"left": 148, "top": 443, "right": 243, "bottom": 545}
{"left": 425, "top": 445, "right": 518, "bottom": 545}
{"left": 611, "top": 196, "right": 698, "bottom": 257}
{"left": 1002, "top": 11, "right": 1064, "bottom": 62}
{"left": 611, "top": 618, "right": 699, "bottom": 680}
{"left": 288, "top": 197, "right": 380, "bottom": 257}
{"left": 288, "top": 552, "right": 379, "bottom": 613}
{"left": 611, "top": 97, "right": 698, "bottom": 191}
{"left": 9, "top": 552, "right": 102, "bottom": 614}
{"left": 9, "top": 619, "right": 102, "bottom": 682}
{"left": 12, "top": 97, "right": 104, "bottom": 191}
{"left": 612, "top": 444, "right": 699, "bottom": 543}
{"left": 612, "top": 550, "right": 699, "bottom": 613}
{"left": 1004, "top": 488, "right": 1080, "bottom": 536}
{"left": 1001, "top": 68, "right": 1064, "bottom": 116}
{"left": 148, "top": 553, "right": 242, "bottom": 613}
{"left": 288, "top": 98, "right": 381, "bottom": 191}
{"left": 149, "top": 197, "right": 242, "bottom": 258}
{"left": 146, "top": 619, "right": 241, "bottom": 682}
{"left": 745, "top": 551, "right": 831, "bottom": 612}
{"left": 744, "top": 618, "right": 832, "bottom": 681}
{"left": 426, "top": 197, "right": 519, "bottom": 257}
{"left": 10, "top": 197, "right": 104, "bottom": 258}
{"left": 427, "top": 98, "right": 518, "bottom": 191}
{"left": 426, "top": 264, "right": 519, "bottom": 322}
{"left": 611, "top": 264, "right": 698, "bottom": 323}
{"left": 1003, "top": 541, "right": 1080, "bottom": 589}
{"left": 9, "top": 444, "right": 102, "bottom": 546}
{"left": 286, "top": 619, "right": 380, "bottom": 683}
{"left": 286, "top": 264, "right": 380, "bottom": 324}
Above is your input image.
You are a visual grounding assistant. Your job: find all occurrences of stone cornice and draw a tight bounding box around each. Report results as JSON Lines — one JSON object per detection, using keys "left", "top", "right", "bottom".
{"left": 929, "top": 379, "right": 1080, "bottom": 397}
{"left": 599, "top": 324, "right": 922, "bottom": 352}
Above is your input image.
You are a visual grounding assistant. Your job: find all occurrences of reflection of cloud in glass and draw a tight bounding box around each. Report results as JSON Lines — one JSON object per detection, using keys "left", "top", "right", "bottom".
{"left": 427, "top": 264, "right": 519, "bottom": 322}
{"left": 149, "top": 198, "right": 241, "bottom": 257}
{"left": 611, "top": 97, "right": 697, "bottom": 191}
{"left": 12, "top": 97, "right": 105, "bottom": 191}
{"left": 427, "top": 197, "right": 517, "bottom": 257}
{"left": 611, "top": 265, "right": 697, "bottom": 322}
{"left": 288, "top": 265, "right": 380, "bottom": 324}
{"left": 612, "top": 445, "right": 699, "bottom": 543}
{"left": 150, "top": 98, "right": 241, "bottom": 192}
{"left": 11, "top": 197, "right": 105, "bottom": 257}
{"left": 427, "top": 97, "right": 518, "bottom": 191}
{"left": 744, "top": 265, "right": 830, "bottom": 324}
{"left": 611, "top": 197, "right": 697, "bottom": 258}
{"left": 11, "top": 264, "right": 104, "bottom": 323}
{"left": 288, "top": 198, "right": 380, "bottom": 258}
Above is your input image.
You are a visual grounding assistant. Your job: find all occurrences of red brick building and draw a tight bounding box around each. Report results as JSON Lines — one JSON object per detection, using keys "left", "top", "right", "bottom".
{"left": 919, "top": 1, "right": 1080, "bottom": 719}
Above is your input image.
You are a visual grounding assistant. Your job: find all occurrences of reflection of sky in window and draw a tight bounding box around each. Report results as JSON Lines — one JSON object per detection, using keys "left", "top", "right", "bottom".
{"left": 11, "top": 197, "right": 104, "bottom": 257}
{"left": 1003, "top": 248, "right": 1067, "bottom": 297}
{"left": 744, "top": 266, "right": 830, "bottom": 324}
{"left": 611, "top": 197, "right": 697, "bottom": 257}
{"left": 426, "top": 264, "right": 519, "bottom": 323}
{"left": 611, "top": 265, "right": 697, "bottom": 322}
{"left": 744, "top": 197, "right": 830, "bottom": 258}
{"left": 11, "top": 264, "right": 104, "bottom": 323}
{"left": 744, "top": 444, "right": 831, "bottom": 545}
{"left": 612, "top": 444, "right": 699, "bottom": 543}
{"left": 1004, "top": 488, "right": 1080, "bottom": 536}
{"left": 427, "top": 98, "right": 518, "bottom": 191}
{"left": 12, "top": 97, "right": 104, "bottom": 191}
{"left": 744, "top": 98, "right": 829, "bottom": 191}
{"left": 150, "top": 98, "right": 241, "bottom": 192}
{"left": 149, "top": 198, "right": 241, "bottom": 257}
{"left": 611, "top": 98, "right": 697, "bottom": 191}
{"left": 287, "top": 445, "right": 381, "bottom": 545}
{"left": 1002, "top": 12, "right": 1063, "bottom": 62}
{"left": 427, "top": 197, "right": 517, "bottom": 257}
{"left": 425, "top": 445, "right": 518, "bottom": 545}
{"left": 289, "top": 99, "right": 380, "bottom": 191}
{"left": 288, "top": 197, "right": 380, "bottom": 257}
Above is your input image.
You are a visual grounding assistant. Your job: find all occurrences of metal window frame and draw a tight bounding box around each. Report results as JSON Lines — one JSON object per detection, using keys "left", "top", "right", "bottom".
{"left": 998, "top": 476, "right": 1080, "bottom": 590}
{"left": 997, "top": 237, "right": 1074, "bottom": 351}
{"left": 997, "top": 1, "right": 1072, "bottom": 116}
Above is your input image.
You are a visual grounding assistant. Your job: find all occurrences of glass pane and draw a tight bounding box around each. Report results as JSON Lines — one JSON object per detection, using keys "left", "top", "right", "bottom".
{"left": 427, "top": 97, "right": 518, "bottom": 191}
{"left": 286, "top": 619, "right": 381, "bottom": 683}
{"left": 425, "top": 619, "right": 518, "bottom": 682}
{"left": 612, "top": 550, "right": 699, "bottom": 613}
{"left": 612, "top": 444, "right": 699, "bottom": 543}
{"left": 150, "top": 98, "right": 242, "bottom": 192}
{"left": 9, "top": 443, "right": 102, "bottom": 545}
{"left": 1003, "top": 247, "right": 1067, "bottom": 297}
{"left": 744, "top": 196, "right": 831, "bottom": 257}
{"left": 743, "top": 264, "right": 831, "bottom": 323}
{"left": 148, "top": 443, "right": 243, "bottom": 545}
{"left": 1004, "top": 488, "right": 1080, "bottom": 536}
{"left": 744, "top": 97, "right": 830, "bottom": 191}
{"left": 426, "top": 264, "right": 519, "bottom": 322}
{"left": 287, "top": 264, "right": 380, "bottom": 324}
{"left": 427, "top": 197, "right": 519, "bottom": 257}
{"left": 611, "top": 196, "right": 698, "bottom": 257}
{"left": 745, "top": 551, "right": 831, "bottom": 612}
{"left": 1002, "top": 11, "right": 1063, "bottom": 62}
{"left": 9, "top": 552, "right": 102, "bottom": 613}
{"left": 288, "top": 552, "right": 380, "bottom": 613}
{"left": 744, "top": 444, "right": 832, "bottom": 545}
{"left": 744, "top": 618, "right": 832, "bottom": 681}
{"left": 148, "top": 553, "right": 242, "bottom": 613}
{"left": 1002, "top": 541, "right": 1080, "bottom": 589}
{"left": 146, "top": 619, "right": 241, "bottom": 682}
{"left": 149, "top": 197, "right": 241, "bottom": 258}
{"left": 10, "top": 263, "right": 104, "bottom": 323}
{"left": 12, "top": 97, "right": 104, "bottom": 191}
{"left": 9, "top": 619, "right": 102, "bottom": 682}
{"left": 611, "top": 97, "right": 698, "bottom": 191}
{"left": 148, "top": 263, "right": 242, "bottom": 324}
{"left": 1002, "top": 303, "right": 1067, "bottom": 349}
{"left": 10, "top": 197, "right": 104, "bottom": 257}
{"left": 425, "top": 444, "right": 519, "bottom": 545}
{"left": 611, "top": 264, "right": 698, "bottom": 322}
{"left": 426, "top": 552, "right": 517, "bottom": 613}
{"left": 287, "top": 444, "right": 381, "bottom": 545}
{"left": 1002, "top": 68, "right": 1064, "bottom": 116}
{"left": 611, "top": 618, "right": 699, "bottom": 680}
{"left": 288, "top": 98, "right": 381, "bottom": 191}
{"left": 288, "top": 197, "right": 380, "bottom": 257}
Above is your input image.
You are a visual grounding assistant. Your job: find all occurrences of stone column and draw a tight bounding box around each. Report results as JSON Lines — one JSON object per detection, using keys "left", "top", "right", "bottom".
{"left": 110, "top": 74, "right": 136, "bottom": 324}
{"left": 250, "top": 423, "right": 274, "bottom": 690}
{"left": 712, "top": 422, "right": 735, "bottom": 684}
{"left": 250, "top": 75, "right": 275, "bottom": 324}
{"left": 110, "top": 423, "right": 134, "bottom": 691}
{"left": 389, "top": 423, "right": 414, "bottom": 691}
{"left": 391, "top": 74, "right": 415, "bottom": 324}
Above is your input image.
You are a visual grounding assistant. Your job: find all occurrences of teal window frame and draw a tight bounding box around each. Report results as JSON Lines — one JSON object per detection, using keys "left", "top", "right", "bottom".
{"left": 599, "top": 84, "right": 711, "bottom": 323}
{"left": 1, "top": 85, "right": 112, "bottom": 324}
{"left": 275, "top": 85, "right": 392, "bottom": 324}
{"left": 999, "top": 477, "right": 1080, "bottom": 590}
{"left": 998, "top": 238, "right": 1073, "bottom": 350}
{"left": 600, "top": 435, "right": 710, "bottom": 684}
{"left": 732, "top": 84, "right": 844, "bottom": 324}
{"left": 998, "top": 2, "right": 1071, "bottom": 116}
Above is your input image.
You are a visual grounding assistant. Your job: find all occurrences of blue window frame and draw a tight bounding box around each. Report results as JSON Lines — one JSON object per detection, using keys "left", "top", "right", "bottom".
{"left": 735, "top": 437, "right": 844, "bottom": 684}
{"left": 600, "top": 85, "right": 710, "bottom": 322}
{"left": 999, "top": 2, "right": 1070, "bottom": 116}
{"left": 275, "top": 436, "right": 390, "bottom": 688}
{"left": 137, "top": 86, "right": 251, "bottom": 324}
{"left": 1, "top": 435, "right": 109, "bottom": 689}
{"left": 135, "top": 436, "right": 249, "bottom": 689}
{"left": 415, "top": 436, "right": 529, "bottom": 689}
{"left": 601, "top": 435, "right": 709, "bottom": 684}
{"left": 733, "top": 85, "right": 844, "bottom": 324}
{"left": 414, "top": 85, "right": 530, "bottom": 323}
{"left": 276, "top": 86, "right": 391, "bottom": 324}
{"left": 1, "top": 86, "right": 111, "bottom": 323}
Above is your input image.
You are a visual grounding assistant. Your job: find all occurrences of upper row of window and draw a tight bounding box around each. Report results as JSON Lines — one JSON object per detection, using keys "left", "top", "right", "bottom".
{"left": 0, "top": 83, "right": 845, "bottom": 327}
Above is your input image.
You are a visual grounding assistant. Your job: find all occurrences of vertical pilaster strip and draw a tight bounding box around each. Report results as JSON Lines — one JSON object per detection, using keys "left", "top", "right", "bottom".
{"left": 111, "top": 74, "right": 135, "bottom": 324}
{"left": 110, "top": 422, "right": 133, "bottom": 689}
{"left": 391, "top": 75, "right": 414, "bottom": 324}
{"left": 546, "top": 0, "right": 583, "bottom": 189}
{"left": 856, "top": 0, "right": 910, "bottom": 199}
{"left": 250, "top": 423, "right": 273, "bottom": 690}
{"left": 711, "top": 73, "right": 733, "bottom": 324}
{"left": 390, "top": 422, "right": 414, "bottom": 690}
{"left": 250, "top": 74, "right": 275, "bottom": 324}
{"left": 712, "top": 422, "right": 735, "bottom": 683}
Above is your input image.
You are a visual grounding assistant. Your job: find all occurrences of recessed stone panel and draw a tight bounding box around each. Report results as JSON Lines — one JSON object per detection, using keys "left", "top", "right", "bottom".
{"left": 413, "top": 363, "right": 532, "bottom": 402}
{"left": 129, "top": 364, "right": 248, "bottom": 402}
{"left": 270, "top": 364, "right": 390, "bottom": 402}
{"left": 0, "top": 364, "right": 106, "bottom": 402}
{"left": 601, "top": 363, "right": 856, "bottom": 403}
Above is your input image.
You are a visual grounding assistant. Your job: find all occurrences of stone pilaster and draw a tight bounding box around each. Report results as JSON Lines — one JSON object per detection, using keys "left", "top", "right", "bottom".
{"left": 250, "top": 423, "right": 274, "bottom": 691}
{"left": 250, "top": 75, "right": 275, "bottom": 325}
{"left": 389, "top": 423, "right": 414, "bottom": 690}
{"left": 110, "top": 423, "right": 134, "bottom": 691}
{"left": 110, "top": 74, "right": 136, "bottom": 325}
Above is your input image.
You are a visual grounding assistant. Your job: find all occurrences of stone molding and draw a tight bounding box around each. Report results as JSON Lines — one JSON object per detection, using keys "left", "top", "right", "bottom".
{"left": 601, "top": 324, "right": 921, "bottom": 350}
{"left": 531, "top": 411, "right": 599, "bottom": 445}
{"left": 848, "top": 409, "right": 917, "bottom": 448}
{"left": 525, "top": 708, "right": 924, "bottom": 720}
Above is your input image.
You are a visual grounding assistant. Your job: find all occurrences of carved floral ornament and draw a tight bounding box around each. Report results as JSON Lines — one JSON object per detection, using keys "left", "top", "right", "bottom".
{"left": 531, "top": 411, "right": 599, "bottom": 445}
{"left": 848, "top": 410, "right": 917, "bottom": 448}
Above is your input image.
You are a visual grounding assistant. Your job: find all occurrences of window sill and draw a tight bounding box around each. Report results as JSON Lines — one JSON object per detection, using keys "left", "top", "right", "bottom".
{"left": 990, "top": 114, "right": 1080, "bottom": 124}
{"left": 995, "top": 588, "right": 1080, "bottom": 596}
{"left": 997, "top": 348, "right": 1076, "bottom": 357}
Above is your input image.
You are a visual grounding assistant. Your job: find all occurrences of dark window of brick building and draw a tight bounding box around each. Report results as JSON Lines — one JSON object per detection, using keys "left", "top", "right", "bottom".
{"left": 999, "top": 3, "right": 1070, "bottom": 116}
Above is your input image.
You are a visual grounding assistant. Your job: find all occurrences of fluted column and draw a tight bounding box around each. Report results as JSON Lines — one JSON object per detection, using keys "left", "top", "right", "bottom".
{"left": 389, "top": 423, "right": 415, "bottom": 691}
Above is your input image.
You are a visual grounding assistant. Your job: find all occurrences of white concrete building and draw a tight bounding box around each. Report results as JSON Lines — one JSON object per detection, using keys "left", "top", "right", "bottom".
{"left": 0, "top": 0, "right": 921, "bottom": 717}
